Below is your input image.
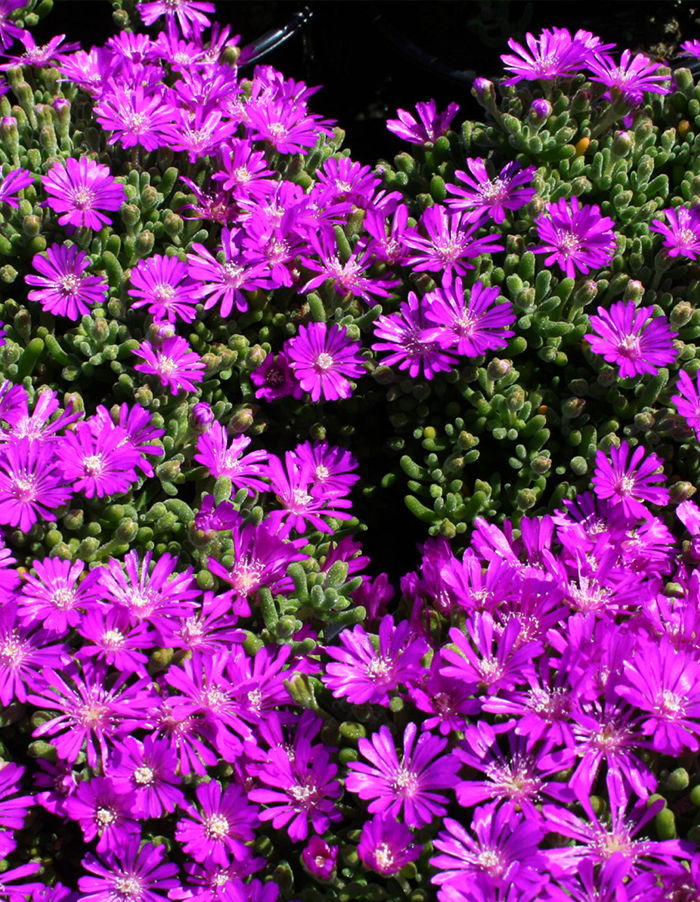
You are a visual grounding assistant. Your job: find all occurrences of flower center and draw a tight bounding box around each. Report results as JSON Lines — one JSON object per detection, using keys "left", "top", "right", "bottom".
{"left": 82, "top": 454, "right": 105, "bottom": 478}
{"left": 365, "top": 656, "right": 394, "bottom": 681}
{"left": 96, "top": 806, "right": 117, "bottom": 826}
{"left": 616, "top": 474, "right": 636, "bottom": 496}
{"left": 315, "top": 352, "right": 335, "bottom": 371}
{"left": 59, "top": 274, "right": 82, "bottom": 297}
{"left": 557, "top": 231, "right": 582, "bottom": 256}
{"left": 52, "top": 587, "right": 76, "bottom": 609}
{"left": 102, "top": 629, "right": 125, "bottom": 650}
{"left": 375, "top": 843, "right": 395, "bottom": 871}
{"left": 392, "top": 767, "right": 419, "bottom": 796}
{"left": 658, "top": 689, "right": 684, "bottom": 718}
{"left": 12, "top": 475, "right": 36, "bottom": 500}
{"left": 133, "top": 765, "right": 155, "bottom": 785}
{"left": 205, "top": 813, "right": 230, "bottom": 840}
{"left": 154, "top": 283, "right": 176, "bottom": 303}
{"left": 72, "top": 187, "right": 95, "bottom": 210}
{"left": 114, "top": 876, "right": 143, "bottom": 899}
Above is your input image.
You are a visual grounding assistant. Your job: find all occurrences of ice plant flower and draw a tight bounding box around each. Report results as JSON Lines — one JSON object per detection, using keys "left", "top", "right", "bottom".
{"left": 19, "top": 557, "right": 98, "bottom": 634}
{"left": 175, "top": 780, "right": 259, "bottom": 866}
{"left": 64, "top": 777, "right": 139, "bottom": 854}
{"left": 0, "top": 437, "right": 72, "bottom": 531}
{"left": 533, "top": 198, "right": 617, "bottom": 278}
{"left": 346, "top": 722, "right": 460, "bottom": 827}
{"left": 94, "top": 83, "right": 176, "bottom": 151}
{"left": 591, "top": 440, "right": 669, "bottom": 519}
{"left": 500, "top": 28, "right": 591, "bottom": 84}
{"left": 324, "top": 615, "right": 429, "bottom": 706}
{"left": 372, "top": 292, "right": 458, "bottom": 379}
{"left": 302, "top": 838, "right": 338, "bottom": 880}
{"left": 78, "top": 839, "right": 180, "bottom": 902}
{"left": 445, "top": 159, "right": 537, "bottom": 224}
{"left": 55, "top": 422, "right": 141, "bottom": 499}
{"left": 194, "top": 424, "right": 270, "bottom": 494}
{"left": 266, "top": 451, "right": 354, "bottom": 536}
{"left": 0, "top": 1, "right": 27, "bottom": 51}
{"left": 0, "top": 167, "right": 32, "bottom": 208}
{"left": 587, "top": 50, "right": 672, "bottom": 105}
{"left": 133, "top": 336, "right": 205, "bottom": 395}
{"left": 423, "top": 277, "right": 516, "bottom": 357}
{"left": 358, "top": 815, "right": 420, "bottom": 876}
{"left": 286, "top": 322, "right": 365, "bottom": 403}
{"left": 649, "top": 205, "right": 700, "bottom": 260}
{"left": 585, "top": 301, "right": 677, "bottom": 378}
{"left": 386, "top": 99, "right": 460, "bottom": 144}
{"left": 137, "top": 0, "right": 215, "bottom": 37}
{"left": 42, "top": 158, "right": 126, "bottom": 230}
{"left": 127, "top": 254, "right": 200, "bottom": 323}
{"left": 108, "top": 736, "right": 186, "bottom": 818}
{"left": 403, "top": 205, "right": 505, "bottom": 276}
{"left": 25, "top": 244, "right": 108, "bottom": 320}
{"left": 672, "top": 368, "right": 700, "bottom": 438}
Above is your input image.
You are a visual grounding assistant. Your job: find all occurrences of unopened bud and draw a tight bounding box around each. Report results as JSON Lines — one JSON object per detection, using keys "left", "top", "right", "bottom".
{"left": 472, "top": 77, "right": 496, "bottom": 108}
{"left": 611, "top": 130, "right": 634, "bottom": 158}
{"left": 192, "top": 402, "right": 213, "bottom": 431}
{"left": 625, "top": 280, "right": 645, "bottom": 302}
{"left": 670, "top": 301, "right": 694, "bottom": 328}
{"left": 486, "top": 358, "right": 511, "bottom": 380}
{"left": 529, "top": 99, "right": 552, "bottom": 120}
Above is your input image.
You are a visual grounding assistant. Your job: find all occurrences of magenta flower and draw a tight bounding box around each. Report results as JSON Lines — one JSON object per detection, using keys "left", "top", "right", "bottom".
{"left": 42, "top": 158, "right": 126, "bottom": 231}
{"left": 26, "top": 244, "right": 108, "bottom": 320}
{"left": 194, "top": 422, "right": 270, "bottom": 493}
{"left": 0, "top": 437, "right": 72, "bottom": 532}
{"left": 446, "top": 159, "right": 537, "bottom": 224}
{"left": 0, "top": 1, "right": 28, "bottom": 51}
{"left": 108, "top": 736, "right": 186, "bottom": 819}
{"left": 324, "top": 615, "right": 429, "bottom": 706}
{"left": 404, "top": 205, "right": 505, "bottom": 276}
{"left": 1, "top": 32, "right": 79, "bottom": 68}
{"left": 291, "top": 440, "right": 359, "bottom": 497}
{"left": 533, "top": 198, "right": 617, "bottom": 278}
{"left": 680, "top": 39, "right": 700, "bottom": 59}
{"left": 591, "top": 440, "right": 669, "bottom": 519}
{"left": 74, "top": 607, "right": 151, "bottom": 676}
{"left": 19, "top": 557, "right": 98, "bottom": 634}
{"left": 94, "top": 84, "right": 175, "bottom": 151}
{"left": 246, "top": 96, "right": 335, "bottom": 155}
{"left": 372, "top": 292, "right": 458, "bottom": 380}
{"left": 212, "top": 139, "right": 274, "bottom": 200}
{"left": 159, "top": 107, "right": 237, "bottom": 163}
{"left": 0, "top": 863, "right": 41, "bottom": 900}
{"left": 587, "top": 50, "right": 672, "bottom": 105}
{"left": 64, "top": 776, "right": 140, "bottom": 854}
{"left": 358, "top": 815, "right": 420, "bottom": 876}
{"left": 302, "top": 837, "right": 338, "bottom": 880}
{"left": 0, "top": 763, "right": 35, "bottom": 859}
{"left": 133, "top": 336, "right": 205, "bottom": 395}
{"left": 267, "top": 451, "right": 354, "bottom": 536}
{"left": 585, "top": 301, "right": 677, "bottom": 378}
{"left": 251, "top": 351, "right": 304, "bottom": 402}
{"left": 137, "top": 0, "right": 215, "bottom": 37}
{"left": 346, "top": 722, "right": 460, "bottom": 827}
{"left": 386, "top": 99, "right": 460, "bottom": 144}
{"left": 127, "top": 254, "right": 199, "bottom": 323}
{"left": 672, "top": 368, "right": 700, "bottom": 438}
{"left": 286, "top": 322, "right": 365, "bottom": 403}
{"left": 501, "top": 27, "right": 591, "bottom": 84}
{"left": 187, "top": 227, "right": 274, "bottom": 318}
{"left": 0, "top": 168, "right": 32, "bottom": 208}
{"left": 316, "top": 156, "right": 380, "bottom": 207}
{"left": 423, "top": 277, "right": 516, "bottom": 357}
{"left": 175, "top": 780, "right": 259, "bottom": 866}
{"left": 649, "top": 205, "right": 700, "bottom": 260}
{"left": 78, "top": 839, "right": 180, "bottom": 902}
{"left": 0, "top": 602, "right": 67, "bottom": 706}
{"left": 55, "top": 422, "right": 141, "bottom": 499}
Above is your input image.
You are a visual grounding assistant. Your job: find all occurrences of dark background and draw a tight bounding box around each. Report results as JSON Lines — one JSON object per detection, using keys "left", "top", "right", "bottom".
{"left": 33, "top": 0, "right": 699, "bottom": 162}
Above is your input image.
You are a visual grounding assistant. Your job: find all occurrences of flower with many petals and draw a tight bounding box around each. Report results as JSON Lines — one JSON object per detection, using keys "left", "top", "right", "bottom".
{"left": 42, "top": 158, "right": 126, "bottom": 231}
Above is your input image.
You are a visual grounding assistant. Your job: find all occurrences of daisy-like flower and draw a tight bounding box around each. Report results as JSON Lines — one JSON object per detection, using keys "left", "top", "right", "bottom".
{"left": 358, "top": 815, "right": 421, "bottom": 876}
{"left": 315, "top": 156, "right": 380, "bottom": 207}
{"left": 0, "top": 602, "right": 68, "bottom": 706}
{"left": 42, "top": 158, "right": 126, "bottom": 231}
{"left": 423, "top": 277, "right": 516, "bottom": 357}
{"left": 291, "top": 440, "right": 359, "bottom": 497}
{"left": 587, "top": 50, "right": 672, "bottom": 105}
{"left": 585, "top": 301, "right": 677, "bottom": 378}
{"left": 108, "top": 736, "right": 186, "bottom": 819}
{"left": 64, "top": 776, "right": 140, "bottom": 854}
{"left": 0, "top": 168, "right": 32, "bottom": 208}
{"left": 250, "top": 351, "right": 304, "bottom": 402}
{"left": 0, "top": 437, "right": 72, "bottom": 531}
{"left": 133, "top": 336, "right": 206, "bottom": 395}
{"left": 649, "top": 205, "right": 700, "bottom": 260}
{"left": 55, "top": 422, "right": 141, "bottom": 499}
{"left": 323, "top": 615, "right": 429, "bottom": 706}
{"left": 137, "top": 0, "right": 215, "bottom": 39}
{"left": 94, "top": 83, "right": 175, "bottom": 152}
{"left": 680, "top": 39, "right": 700, "bottom": 59}
{"left": 75, "top": 607, "right": 152, "bottom": 676}
{"left": 25, "top": 244, "right": 108, "bottom": 320}
{"left": 127, "top": 254, "right": 199, "bottom": 323}
{"left": 346, "top": 722, "right": 461, "bottom": 827}
{"left": 672, "top": 368, "right": 700, "bottom": 438}
{"left": 0, "top": 32, "right": 79, "bottom": 69}
{"left": 78, "top": 839, "right": 180, "bottom": 902}
{"left": 212, "top": 139, "right": 274, "bottom": 200}
{"left": 19, "top": 557, "right": 98, "bottom": 634}
{"left": 194, "top": 422, "right": 270, "bottom": 493}
{"left": 533, "top": 198, "right": 617, "bottom": 278}
{"left": 372, "top": 292, "right": 458, "bottom": 380}
{"left": 0, "top": 864, "right": 42, "bottom": 900}
{"left": 404, "top": 205, "right": 505, "bottom": 276}
{"left": 175, "top": 780, "right": 259, "bottom": 866}
{"left": 446, "top": 159, "right": 537, "bottom": 225}
{"left": 591, "top": 440, "right": 669, "bottom": 519}
{"left": 267, "top": 451, "right": 354, "bottom": 537}
{"left": 500, "top": 27, "right": 591, "bottom": 85}
{"left": 386, "top": 99, "right": 460, "bottom": 145}
{"left": 0, "top": 1, "right": 28, "bottom": 51}
{"left": 0, "top": 763, "right": 35, "bottom": 860}
{"left": 245, "top": 96, "right": 336, "bottom": 155}
{"left": 302, "top": 837, "right": 338, "bottom": 880}
{"left": 286, "top": 322, "right": 365, "bottom": 403}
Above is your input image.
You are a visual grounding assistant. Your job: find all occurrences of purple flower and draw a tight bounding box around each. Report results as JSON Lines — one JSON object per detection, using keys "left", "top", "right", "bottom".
{"left": 649, "top": 205, "right": 700, "bottom": 260}
{"left": 680, "top": 39, "right": 700, "bottom": 59}
{"left": 0, "top": 1, "right": 27, "bottom": 51}
{"left": 127, "top": 254, "right": 199, "bottom": 323}
{"left": 1, "top": 32, "right": 79, "bottom": 68}
{"left": 42, "top": 158, "right": 126, "bottom": 231}
{"left": 501, "top": 27, "right": 596, "bottom": 84}
{"left": 251, "top": 351, "right": 304, "bottom": 402}
{"left": 245, "top": 96, "right": 335, "bottom": 155}
{"left": 446, "top": 159, "right": 536, "bottom": 225}
{"left": 25, "top": 243, "right": 108, "bottom": 320}
{"left": 409, "top": 658, "right": 481, "bottom": 735}
{"left": 302, "top": 837, "right": 338, "bottom": 880}
{"left": 175, "top": 780, "right": 259, "bottom": 866}
{"left": 160, "top": 107, "right": 237, "bottom": 164}
{"left": 346, "top": 722, "right": 460, "bottom": 827}
{"left": 55, "top": 422, "right": 141, "bottom": 499}
{"left": 212, "top": 139, "right": 274, "bottom": 200}
{"left": 316, "top": 156, "right": 380, "bottom": 207}
{"left": 108, "top": 736, "right": 186, "bottom": 819}
{"left": 267, "top": 450, "right": 354, "bottom": 536}
{"left": 137, "top": 0, "right": 215, "bottom": 37}
{"left": 0, "top": 863, "right": 42, "bottom": 900}
{"left": 0, "top": 763, "right": 36, "bottom": 858}
{"left": 94, "top": 84, "right": 175, "bottom": 151}
{"left": 194, "top": 422, "right": 270, "bottom": 492}
{"left": 0, "top": 601, "right": 67, "bottom": 705}
{"left": 133, "top": 336, "right": 205, "bottom": 395}
{"left": 98, "top": 550, "right": 199, "bottom": 624}
{"left": 533, "top": 198, "right": 617, "bottom": 278}
{"left": 92, "top": 402, "right": 164, "bottom": 478}
{"left": 19, "top": 557, "right": 98, "bottom": 634}
{"left": 358, "top": 815, "right": 420, "bottom": 876}
{"left": 423, "top": 277, "right": 516, "bottom": 357}
{"left": 591, "top": 440, "right": 669, "bottom": 519}
{"left": 0, "top": 168, "right": 32, "bottom": 208}
{"left": 372, "top": 291, "right": 458, "bottom": 380}
{"left": 74, "top": 607, "right": 152, "bottom": 675}
{"left": 587, "top": 50, "right": 671, "bottom": 105}
{"left": 585, "top": 301, "right": 677, "bottom": 378}
{"left": 324, "top": 615, "right": 429, "bottom": 706}
{"left": 64, "top": 776, "right": 140, "bottom": 854}
{"left": 78, "top": 839, "right": 180, "bottom": 902}
{"left": 187, "top": 227, "right": 274, "bottom": 318}
{"left": 672, "top": 368, "right": 700, "bottom": 438}
{"left": 386, "top": 99, "right": 460, "bottom": 144}
{"left": 403, "top": 205, "right": 505, "bottom": 276}
{"left": 0, "top": 437, "right": 72, "bottom": 531}
{"left": 291, "top": 440, "right": 359, "bottom": 497}
{"left": 286, "top": 322, "right": 365, "bottom": 403}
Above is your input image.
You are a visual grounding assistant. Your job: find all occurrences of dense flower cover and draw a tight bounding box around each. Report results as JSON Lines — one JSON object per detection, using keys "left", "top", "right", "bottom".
{"left": 0, "top": 2, "right": 698, "bottom": 902}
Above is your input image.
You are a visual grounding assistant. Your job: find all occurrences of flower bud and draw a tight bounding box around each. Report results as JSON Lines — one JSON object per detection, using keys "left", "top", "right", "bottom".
{"left": 472, "top": 77, "right": 496, "bottom": 108}
{"left": 572, "top": 280, "right": 598, "bottom": 307}
{"left": 486, "top": 358, "right": 511, "bottom": 380}
{"left": 611, "top": 130, "right": 634, "bottom": 158}
{"left": 135, "top": 229, "right": 155, "bottom": 258}
{"left": 671, "top": 301, "right": 694, "bottom": 328}
{"left": 516, "top": 488, "right": 537, "bottom": 510}
{"left": 669, "top": 481, "right": 697, "bottom": 504}
{"left": 529, "top": 99, "right": 552, "bottom": 120}
{"left": 121, "top": 203, "right": 140, "bottom": 226}
{"left": 22, "top": 214, "right": 41, "bottom": 238}
{"left": 227, "top": 407, "right": 255, "bottom": 434}
{"left": 663, "top": 767, "right": 690, "bottom": 792}
{"left": 625, "top": 280, "right": 645, "bottom": 302}
{"left": 302, "top": 837, "right": 338, "bottom": 881}
{"left": 163, "top": 212, "right": 184, "bottom": 238}
{"left": 191, "top": 402, "right": 213, "bottom": 431}
{"left": 115, "top": 518, "right": 138, "bottom": 543}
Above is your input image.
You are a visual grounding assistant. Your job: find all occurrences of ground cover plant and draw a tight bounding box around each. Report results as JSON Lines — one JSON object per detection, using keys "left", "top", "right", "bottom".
{"left": 1, "top": 0, "right": 700, "bottom": 899}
